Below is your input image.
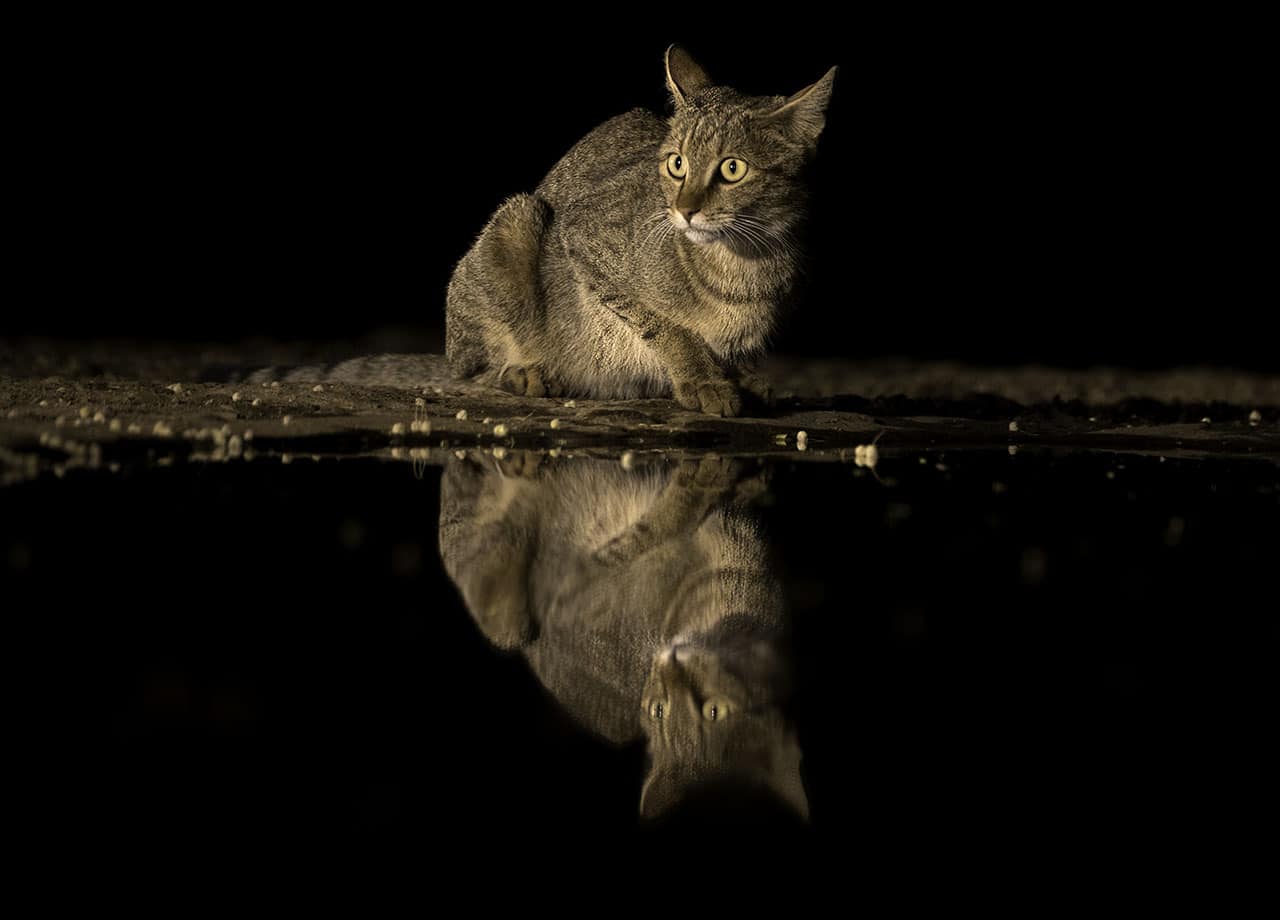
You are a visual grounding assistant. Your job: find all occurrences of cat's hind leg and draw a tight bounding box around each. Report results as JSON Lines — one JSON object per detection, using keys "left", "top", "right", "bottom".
{"left": 445, "top": 193, "right": 554, "bottom": 397}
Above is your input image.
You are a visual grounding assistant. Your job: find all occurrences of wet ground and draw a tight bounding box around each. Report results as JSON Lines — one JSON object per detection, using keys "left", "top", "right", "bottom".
{"left": 4, "top": 341, "right": 1278, "bottom": 851}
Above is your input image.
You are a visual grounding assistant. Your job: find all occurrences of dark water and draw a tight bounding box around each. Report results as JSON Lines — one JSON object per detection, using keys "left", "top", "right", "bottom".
{"left": 9, "top": 447, "right": 1277, "bottom": 849}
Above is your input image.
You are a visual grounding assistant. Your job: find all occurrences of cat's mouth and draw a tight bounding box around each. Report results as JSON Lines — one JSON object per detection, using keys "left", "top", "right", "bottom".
{"left": 682, "top": 227, "right": 722, "bottom": 245}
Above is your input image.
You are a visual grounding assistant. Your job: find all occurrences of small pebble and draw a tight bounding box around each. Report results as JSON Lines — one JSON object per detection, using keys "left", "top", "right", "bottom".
{"left": 127, "top": 423, "right": 142, "bottom": 434}
{"left": 281, "top": 453, "right": 292, "bottom": 465}
{"left": 269, "top": 381, "right": 280, "bottom": 388}
{"left": 166, "top": 383, "right": 183, "bottom": 394}
{"left": 79, "top": 406, "right": 91, "bottom": 419}
{"left": 251, "top": 398, "right": 261, "bottom": 407}
{"left": 1008, "top": 445, "right": 1019, "bottom": 456}
{"left": 93, "top": 411, "right": 105, "bottom": 423}
{"left": 38, "top": 399, "right": 48, "bottom": 407}
{"left": 550, "top": 419, "right": 562, "bottom": 430}
{"left": 620, "top": 451, "right": 636, "bottom": 471}
{"left": 243, "top": 429, "right": 254, "bottom": 441}
{"left": 227, "top": 435, "right": 243, "bottom": 458}
{"left": 1248, "top": 410, "right": 1262, "bottom": 425}
{"left": 312, "top": 384, "right": 324, "bottom": 393}
{"left": 1088, "top": 416, "right": 1097, "bottom": 423}
{"left": 492, "top": 446, "right": 508, "bottom": 460}
{"left": 232, "top": 392, "right": 241, "bottom": 402}
{"left": 493, "top": 423, "right": 509, "bottom": 437}
{"left": 109, "top": 419, "right": 121, "bottom": 432}
{"left": 918, "top": 457, "right": 927, "bottom": 465}
{"left": 455, "top": 409, "right": 468, "bottom": 421}
{"left": 563, "top": 400, "right": 577, "bottom": 408}
{"left": 454, "top": 450, "right": 466, "bottom": 460}
{"left": 1200, "top": 416, "right": 1212, "bottom": 424}
{"left": 933, "top": 461, "right": 947, "bottom": 472}
{"left": 548, "top": 448, "right": 562, "bottom": 458}
{"left": 282, "top": 415, "right": 293, "bottom": 426}
{"left": 1008, "top": 421, "right": 1019, "bottom": 433}
{"left": 152, "top": 421, "right": 173, "bottom": 437}
{"left": 391, "top": 422, "right": 405, "bottom": 435}
{"left": 482, "top": 417, "right": 492, "bottom": 425}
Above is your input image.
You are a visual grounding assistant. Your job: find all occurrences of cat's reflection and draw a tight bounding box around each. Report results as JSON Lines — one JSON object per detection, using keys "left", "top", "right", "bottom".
{"left": 439, "top": 451, "right": 807, "bottom": 821}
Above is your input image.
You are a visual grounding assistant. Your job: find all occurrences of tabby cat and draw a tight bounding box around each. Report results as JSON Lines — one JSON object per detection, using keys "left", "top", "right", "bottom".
{"left": 438, "top": 452, "right": 808, "bottom": 820}
{"left": 446, "top": 46, "right": 837, "bottom": 417}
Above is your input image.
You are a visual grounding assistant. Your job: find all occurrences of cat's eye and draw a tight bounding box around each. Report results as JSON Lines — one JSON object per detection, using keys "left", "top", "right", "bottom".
{"left": 648, "top": 700, "right": 667, "bottom": 720}
{"left": 719, "top": 158, "right": 747, "bottom": 183}
{"left": 702, "top": 699, "right": 731, "bottom": 721}
{"left": 666, "top": 153, "right": 687, "bottom": 179}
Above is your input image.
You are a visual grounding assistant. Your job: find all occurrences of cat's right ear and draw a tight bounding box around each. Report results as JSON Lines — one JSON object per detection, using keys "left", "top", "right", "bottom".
{"left": 665, "top": 44, "right": 712, "bottom": 107}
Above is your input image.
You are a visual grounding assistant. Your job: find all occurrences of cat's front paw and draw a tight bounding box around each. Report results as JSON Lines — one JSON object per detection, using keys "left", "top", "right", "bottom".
{"left": 672, "top": 377, "right": 743, "bottom": 418}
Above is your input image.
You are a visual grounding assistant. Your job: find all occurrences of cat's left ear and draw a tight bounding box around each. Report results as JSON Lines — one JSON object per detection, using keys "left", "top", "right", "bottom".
{"left": 665, "top": 44, "right": 713, "bottom": 107}
{"left": 762, "top": 66, "right": 839, "bottom": 148}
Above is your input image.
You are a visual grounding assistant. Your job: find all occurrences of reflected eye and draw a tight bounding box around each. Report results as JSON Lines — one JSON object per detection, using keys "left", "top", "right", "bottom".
{"left": 648, "top": 700, "right": 667, "bottom": 720}
{"left": 666, "top": 153, "right": 687, "bottom": 179}
{"left": 719, "top": 158, "right": 747, "bottom": 182}
{"left": 702, "top": 699, "right": 731, "bottom": 721}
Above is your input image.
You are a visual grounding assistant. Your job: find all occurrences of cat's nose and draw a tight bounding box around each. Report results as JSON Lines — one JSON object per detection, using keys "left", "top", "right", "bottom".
{"left": 676, "top": 207, "right": 700, "bottom": 225}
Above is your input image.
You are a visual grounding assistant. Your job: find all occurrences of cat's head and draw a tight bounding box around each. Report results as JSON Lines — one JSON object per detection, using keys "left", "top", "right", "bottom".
{"left": 638, "top": 631, "right": 808, "bottom": 822}
{"left": 659, "top": 45, "right": 837, "bottom": 250}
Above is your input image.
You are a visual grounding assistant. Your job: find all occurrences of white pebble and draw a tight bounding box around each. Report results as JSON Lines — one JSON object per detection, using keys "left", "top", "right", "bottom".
{"left": 390, "top": 422, "right": 405, "bottom": 435}
{"left": 796, "top": 431, "right": 808, "bottom": 452}
{"left": 38, "top": 399, "right": 48, "bottom": 407}
{"left": 550, "top": 418, "right": 562, "bottom": 430}
{"left": 1248, "top": 409, "right": 1262, "bottom": 425}
{"left": 1200, "top": 416, "right": 1211, "bottom": 424}
{"left": 251, "top": 398, "right": 261, "bottom": 407}
{"left": 93, "top": 411, "right": 105, "bottom": 423}
{"left": 281, "top": 453, "right": 292, "bottom": 464}
{"left": 232, "top": 392, "right": 242, "bottom": 402}
{"left": 620, "top": 451, "right": 636, "bottom": 471}
{"left": 493, "top": 423, "right": 509, "bottom": 437}
{"left": 312, "top": 384, "right": 324, "bottom": 393}
{"left": 1008, "top": 420, "right": 1019, "bottom": 433}
{"left": 79, "top": 406, "right": 91, "bottom": 419}
{"left": 563, "top": 400, "right": 577, "bottom": 408}
{"left": 454, "top": 450, "right": 466, "bottom": 460}
{"left": 482, "top": 417, "right": 492, "bottom": 425}
{"left": 455, "top": 409, "right": 468, "bottom": 421}
{"left": 152, "top": 421, "right": 172, "bottom": 437}
{"left": 282, "top": 415, "right": 293, "bottom": 426}
{"left": 167, "top": 383, "right": 183, "bottom": 394}
{"left": 548, "top": 448, "right": 562, "bottom": 458}
{"left": 492, "top": 446, "right": 507, "bottom": 459}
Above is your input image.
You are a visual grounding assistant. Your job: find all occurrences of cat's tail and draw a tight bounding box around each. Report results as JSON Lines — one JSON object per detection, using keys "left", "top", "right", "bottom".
{"left": 200, "top": 353, "right": 455, "bottom": 392}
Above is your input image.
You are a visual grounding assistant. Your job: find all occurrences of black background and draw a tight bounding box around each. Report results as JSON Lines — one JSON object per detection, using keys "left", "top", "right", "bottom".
{"left": 13, "top": 10, "right": 1271, "bottom": 369}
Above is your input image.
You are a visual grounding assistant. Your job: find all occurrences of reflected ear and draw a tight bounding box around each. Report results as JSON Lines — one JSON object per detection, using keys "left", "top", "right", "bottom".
{"left": 761, "top": 66, "right": 838, "bottom": 148}
{"left": 769, "top": 731, "right": 811, "bottom": 821}
{"left": 665, "top": 44, "right": 712, "bottom": 107}
{"left": 640, "top": 764, "right": 681, "bottom": 819}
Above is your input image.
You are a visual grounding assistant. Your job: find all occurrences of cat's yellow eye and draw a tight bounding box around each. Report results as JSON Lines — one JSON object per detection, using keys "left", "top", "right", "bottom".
{"left": 648, "top": 700, "right": 668, "bottom": 720}
{"left": 702, "top": 699, "right": 731, "bottom": 722}
{"left": 719, "top": 158, "right": 747, "bottom": 183}
{"left": 666, "top": 153, "right": 687, "bottom": 179}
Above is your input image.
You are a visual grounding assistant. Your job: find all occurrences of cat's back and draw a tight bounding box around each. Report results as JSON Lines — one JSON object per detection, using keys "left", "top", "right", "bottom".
{"left": 536, "top": 107, "right": 666, "bottom": 210}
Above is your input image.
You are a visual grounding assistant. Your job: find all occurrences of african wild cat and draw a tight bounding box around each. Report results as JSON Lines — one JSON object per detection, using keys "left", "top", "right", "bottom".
{"left": 446, "top": 46, "right": 837, "bottom": 417}
{"left": 438, "top": 453, "right": 807, "bottom": 820}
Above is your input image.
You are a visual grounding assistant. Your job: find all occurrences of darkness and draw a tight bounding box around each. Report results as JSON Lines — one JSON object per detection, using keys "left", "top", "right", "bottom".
{"left": 13, "top": 10, "right": 1271, "bottom": 369}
